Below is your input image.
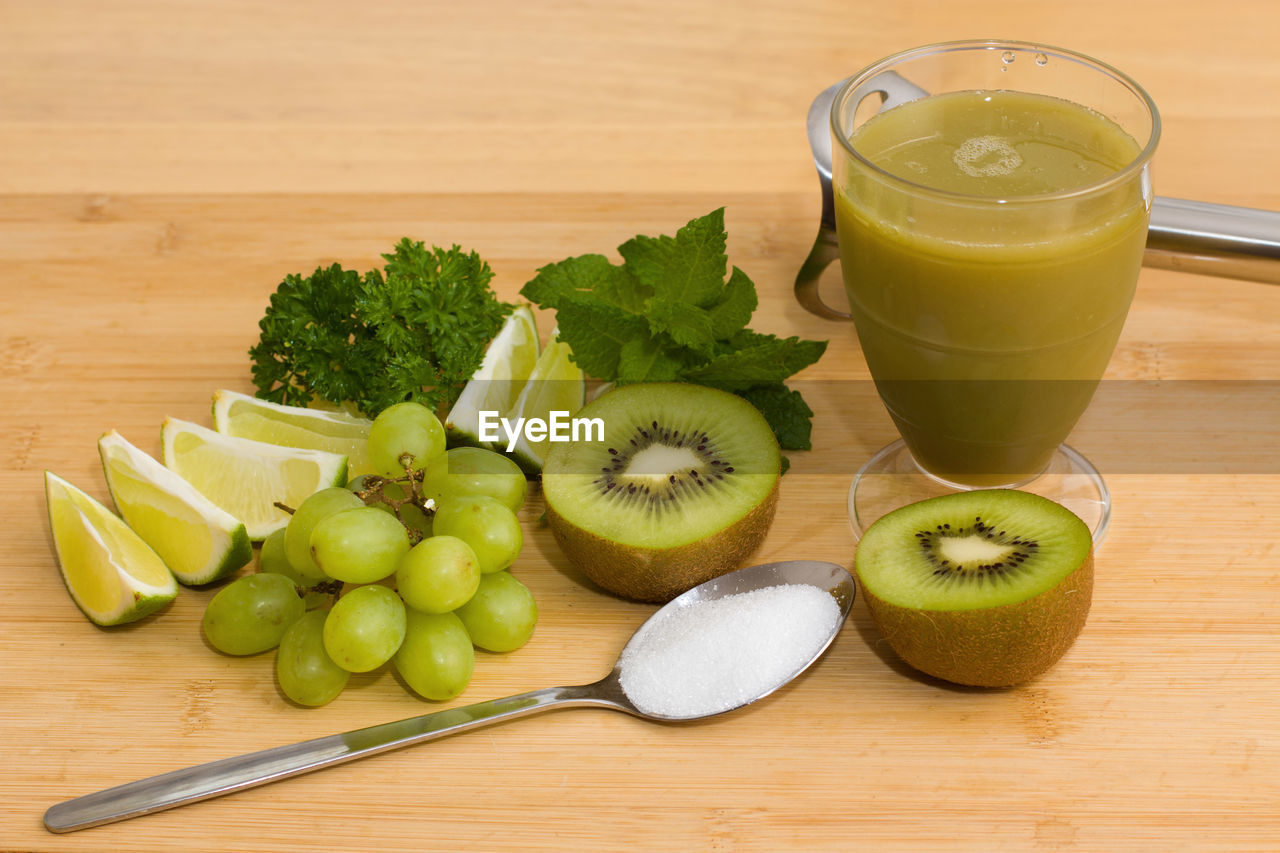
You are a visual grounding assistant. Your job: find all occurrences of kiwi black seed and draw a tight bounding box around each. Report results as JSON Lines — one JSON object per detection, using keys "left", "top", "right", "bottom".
{"left": 913, "top": 518, "right": 1039, "bottom": 582}
{"left": 595, "top": 427, "right": 730, "bottom": 506}
{"left": 541, "top": 383, "right": 781, "bottom": 603}
{"left": 854, "top": 489, "right": 1093, "bottom": 687}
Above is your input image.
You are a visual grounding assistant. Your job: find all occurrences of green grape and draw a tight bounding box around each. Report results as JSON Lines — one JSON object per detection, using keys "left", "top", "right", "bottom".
{"left": 431, "top": 495, "right": 522, "bottom": 574}
{"left": 309, "top": 506, "right": 410, "bottom": 584}
{"left": 369, "top": 402, "right": 445, "bottom": 476}
{"left": 275, "top": 610, "right": 350, "bottom": 707}
{"left": 423, "top": 447, "right": 527, "bottom": 513}
{"left": 454, "top": 571, "right": 537, "bottom": 653}
{"left": 259, "top": 528, "right": 330, "bottom": 609}
{"left": 394, "top": 609, "right": 474, "bottom": 701}
{"left": 258, "top": 527, "right": 291, "bottom": 574}
{"left": 396, "top": 535, "right": 481, "bottom": 614}
{"left": 346, "top": 473, "right": 380, "bottom": 493}
{"left": 202, "top": 573, "right": 305, "bottom": 656}
{"left": 322, "top": 584, "right": 407, "bottom": 672}
{"left": 284, "top": 487, "right": 365, "bottom": 581}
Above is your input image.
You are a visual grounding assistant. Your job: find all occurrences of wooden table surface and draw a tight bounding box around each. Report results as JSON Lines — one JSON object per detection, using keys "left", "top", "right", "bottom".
{"left": 2, "top": 2, "right": 1278, "bottom": 850}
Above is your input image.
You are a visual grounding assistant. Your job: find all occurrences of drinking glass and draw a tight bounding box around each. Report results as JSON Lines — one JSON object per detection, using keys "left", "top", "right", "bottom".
{"left": 832, "top": 41, "right": 1159, "bottom": 541}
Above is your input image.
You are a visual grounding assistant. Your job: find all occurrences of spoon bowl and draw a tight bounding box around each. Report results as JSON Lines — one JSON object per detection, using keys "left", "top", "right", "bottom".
{"left": 45, "top": 559, "right": 854, "bottom": 833}
{"left": 617, "top": 558, "right": 855, "bottom": 721}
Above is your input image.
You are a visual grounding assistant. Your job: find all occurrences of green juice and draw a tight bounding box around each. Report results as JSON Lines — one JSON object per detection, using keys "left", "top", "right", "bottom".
{"left": 835, "top": 89, "right": 1150, "bottom": 485}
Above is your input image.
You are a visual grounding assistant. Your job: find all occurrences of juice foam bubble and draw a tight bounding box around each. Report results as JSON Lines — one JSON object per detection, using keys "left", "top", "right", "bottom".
{"left": 953, "top": 135, "right": 1023, "bottom": 177}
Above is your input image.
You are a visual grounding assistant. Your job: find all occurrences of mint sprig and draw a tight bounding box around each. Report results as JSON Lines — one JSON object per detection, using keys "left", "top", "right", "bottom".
{"left": 520, "top": 209, "right": 827, "bottom": 451}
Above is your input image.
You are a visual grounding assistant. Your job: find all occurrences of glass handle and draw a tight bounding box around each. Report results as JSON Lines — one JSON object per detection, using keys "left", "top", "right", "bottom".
{"left": 1145, "top": 196, "right": 1280, "bottom": 284}
{"left": 793, "top": 222, "right": 849, "bottom": 321}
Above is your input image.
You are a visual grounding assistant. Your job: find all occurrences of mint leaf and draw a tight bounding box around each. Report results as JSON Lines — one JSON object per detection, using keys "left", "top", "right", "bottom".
{"left": 682, "top": 335, "right": 828, "bottom": 391}
{"left": 645, "top": 297, "right": 715, "bottom": 355}
{"left": 651, "top": 208, "right": 727, "bottom": 308}
{"left": 594, "top": 270, "right": 651, "bottom": 315}
{"left": 521, "top": 254, "right": 636, "bottom": 311}
{"left": 618, "top": 336, "right": 685, "bottom": 383}
{"left": 618, "top": 233, "right": 676, "bottom": 292}
{"left": 555, "top": 300, "right": 649, "bottom": 379}
{"left": 707, "top": 266, "right": 757, "bottom": 338}
{"left": 734, "top": 383, "right": 816, "bottom": 451}
{"left": 519, "top": 208, "right": 829, "bottom": 454}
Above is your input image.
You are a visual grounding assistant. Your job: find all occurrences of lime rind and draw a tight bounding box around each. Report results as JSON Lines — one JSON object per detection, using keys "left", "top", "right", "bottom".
{"left": 445, "top": 305, "right": 540, "bottom": 451}
{"left": 98, "top": 430, "right": 252, "bottom": 586}
{"left": 161, "top": 417, "right": 349, "bottom": 541}
{"left": 44, "top": 471, "right": 178, "bottom": 626}
{"left": 507, "top": 328, "right": 585, "bottom": 474}
{"left": 212, "top": 389, "right": 375, "bottom": 477}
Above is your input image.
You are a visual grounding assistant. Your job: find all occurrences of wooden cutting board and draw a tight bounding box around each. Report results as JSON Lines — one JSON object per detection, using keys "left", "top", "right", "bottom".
{"left": 2, "top": 2, "right": 1279, "bottom": 850}
{"left": 3, "top": 191, "right": 1278, "bottom": 852}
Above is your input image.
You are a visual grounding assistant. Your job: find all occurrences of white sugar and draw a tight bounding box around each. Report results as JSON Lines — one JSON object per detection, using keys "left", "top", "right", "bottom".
{"left": 618, "top": 583, "right": 842, "bottom": 718}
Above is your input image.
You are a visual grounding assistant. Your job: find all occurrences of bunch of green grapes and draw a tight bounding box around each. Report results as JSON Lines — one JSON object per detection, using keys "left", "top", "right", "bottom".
{"left": 200, "top": 402, "right": 538, "bottom": 707}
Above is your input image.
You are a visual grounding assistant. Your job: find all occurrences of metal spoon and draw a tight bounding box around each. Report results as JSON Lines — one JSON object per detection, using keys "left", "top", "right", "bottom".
{"left": 44, "top": 559, "right": 855, "bottom": 834}
{"left": 796, "top": 74, "right": 1280, "bottom": 319}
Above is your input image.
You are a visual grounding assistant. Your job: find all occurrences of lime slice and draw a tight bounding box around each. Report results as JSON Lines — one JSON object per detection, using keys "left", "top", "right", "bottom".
{"left": 99, "top": 430, "right": 252, "bottom": 585}
{"left": 44, "top": 471, "right": 178, "bottom": 626}
{"left": 445, "top": 305, "right": 540, "bottom": 447}
{"left": 508, "top": 328, "right": 586, "bottom": 473}
{"left": 212, "top": 389, "right": 375, "bottom": 477}
{"left": 161, "top": 417, "right": 348, "bottom": 541}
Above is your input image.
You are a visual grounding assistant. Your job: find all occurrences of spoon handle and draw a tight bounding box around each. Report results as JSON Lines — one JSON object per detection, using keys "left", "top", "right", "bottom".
{"left": 44, "top": 681, "right": 620, "bottom": 833}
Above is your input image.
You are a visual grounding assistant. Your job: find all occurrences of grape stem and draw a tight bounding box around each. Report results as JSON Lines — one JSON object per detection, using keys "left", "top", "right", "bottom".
{"left": 300, "top": 578, "right": 344, "bottom": 602}
{"left": 349, "top": 459, "right": 435, "bottom": 545}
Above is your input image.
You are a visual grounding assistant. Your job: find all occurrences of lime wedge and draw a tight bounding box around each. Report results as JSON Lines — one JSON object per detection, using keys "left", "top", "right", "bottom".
{"left": 99, "top": 430, "right": 252, "bottom": 585}
{"left": 212, "top": 389, "right": 376, "bottom": 477}
{"left": 445, "top": 305, "right": 540, "bottom": 447}
{"left": 44, "top": 471, "right": 178, "bottom": 626}
{"left": 508, "top": 328, "right": 586, "bottom": 473}
{"left": 161, "top": 417, "right": 348, "bottom": 541}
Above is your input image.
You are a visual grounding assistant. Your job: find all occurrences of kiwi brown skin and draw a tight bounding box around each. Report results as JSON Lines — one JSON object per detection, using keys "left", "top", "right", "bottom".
{"left": 546, "top": 483, "right": 779, "bottom": 603}
{"left": 857, "top": 554, "right": 1093, "bottom": 688}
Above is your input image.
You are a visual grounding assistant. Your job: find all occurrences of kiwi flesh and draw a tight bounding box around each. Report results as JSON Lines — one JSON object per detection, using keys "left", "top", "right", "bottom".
{"left": 541, "top": 383, "right": 781, "bottom": 603}
{"left": 854, "top": 489, "right": 1093, "bottom": 687}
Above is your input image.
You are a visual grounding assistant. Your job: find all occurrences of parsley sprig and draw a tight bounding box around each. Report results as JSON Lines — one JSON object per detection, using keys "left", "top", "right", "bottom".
{"left": 250, "top": 240, "right": 511, "bottom": 417}
{"left": 520, "top": 209, "right": 827, "bottom": 450}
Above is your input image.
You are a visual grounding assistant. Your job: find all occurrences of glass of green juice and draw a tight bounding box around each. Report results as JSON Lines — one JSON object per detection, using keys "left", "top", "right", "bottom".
{"left": 833, "top": 41, "right": 1159, "bottom": 541}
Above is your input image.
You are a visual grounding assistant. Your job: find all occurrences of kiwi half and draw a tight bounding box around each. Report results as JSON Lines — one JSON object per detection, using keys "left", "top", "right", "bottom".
{"left": 854, "top": 490, "right": 1093, "bottom": 687}
{"left": 541, "top": 383, "right": 781, "bottom": 603}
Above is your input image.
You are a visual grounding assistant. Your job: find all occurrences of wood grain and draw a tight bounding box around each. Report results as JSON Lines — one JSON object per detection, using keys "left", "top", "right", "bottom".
{"left": 2, "top": 2, "right": 1279, "bottom": 851}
